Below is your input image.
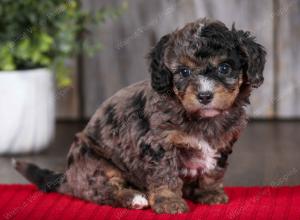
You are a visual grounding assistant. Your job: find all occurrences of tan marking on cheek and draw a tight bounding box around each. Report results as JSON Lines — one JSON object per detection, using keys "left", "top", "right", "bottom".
{"left": 212, "top": 75, "right": 244, "bottom": 109}
{"left": 213, "top": 83, "right": 240, "bottom": 109}
{"left": 177, "top": 85, "right": 200, "bottom": 112}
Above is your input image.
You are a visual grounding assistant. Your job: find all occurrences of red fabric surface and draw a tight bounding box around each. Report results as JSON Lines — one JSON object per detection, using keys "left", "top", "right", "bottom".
{"left": 0, "top": 184, "right": 299, "bottom": 220}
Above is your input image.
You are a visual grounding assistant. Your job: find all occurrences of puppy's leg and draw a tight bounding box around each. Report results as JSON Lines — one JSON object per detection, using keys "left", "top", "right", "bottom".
{"left": 184, "top": 173, "right": 228, "bottom": 205}
{"left": 63, "top": 155, "right": 149, "bottom": 209}
{"left": 103, "top": 162, "right": 149, "bottom": 210}
{"left": 61, "top": 134, "right": 149, "bottom": 209}
{"left": 148, "top": 185, "right": 188, "bottom": 214}
{"left": 146, "top": 151, "right": 189, "bottom": 214}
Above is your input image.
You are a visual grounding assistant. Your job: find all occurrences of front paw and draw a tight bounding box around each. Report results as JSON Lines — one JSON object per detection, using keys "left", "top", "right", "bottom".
{"left": 195, "top": 191, "right": 228, "bottom": 205}
{"left": 152, "top": 196, "right": 189, "bottom": 214}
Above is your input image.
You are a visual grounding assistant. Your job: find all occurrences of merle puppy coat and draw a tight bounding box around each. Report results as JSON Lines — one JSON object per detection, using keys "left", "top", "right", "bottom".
{"left": 15, "top": 18, "right": 266, "bottom": 214}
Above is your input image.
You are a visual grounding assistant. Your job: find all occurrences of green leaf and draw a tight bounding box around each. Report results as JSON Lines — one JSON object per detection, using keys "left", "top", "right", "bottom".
{"left": 0, "top": 45, "right": 16, "bottom": 70}
{"left": 38, "top": 33, "right": 53, "bottom": 52}
{"left": 15, "top": 38, "right": 31, "bottom": 60}
{"left": 0, "top": 0, "right": 126, "bottom": 87}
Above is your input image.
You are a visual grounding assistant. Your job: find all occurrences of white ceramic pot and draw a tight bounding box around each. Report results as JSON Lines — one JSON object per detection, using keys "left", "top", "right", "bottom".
{"left": 0, "top": 68, "right": 55, "bottom": 154}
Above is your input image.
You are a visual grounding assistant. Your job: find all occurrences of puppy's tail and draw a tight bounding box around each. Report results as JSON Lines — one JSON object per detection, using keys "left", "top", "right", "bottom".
{"left": 12, "top": 159, "right": 66, "bottom": 193}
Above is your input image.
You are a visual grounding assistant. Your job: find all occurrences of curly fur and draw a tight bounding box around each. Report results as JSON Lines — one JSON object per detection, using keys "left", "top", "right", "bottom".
{"left": 14, "top": 18, "right": 266, "bottom": 214}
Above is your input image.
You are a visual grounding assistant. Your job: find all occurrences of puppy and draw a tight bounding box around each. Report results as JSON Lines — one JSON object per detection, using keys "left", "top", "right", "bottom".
{"left": 15, "top": 18, "right": 266, "bottom": 214}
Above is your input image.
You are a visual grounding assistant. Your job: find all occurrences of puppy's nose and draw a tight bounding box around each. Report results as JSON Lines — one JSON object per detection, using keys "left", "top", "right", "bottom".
{"left": 197, "top": 92, "right": 213, "bottom": 105}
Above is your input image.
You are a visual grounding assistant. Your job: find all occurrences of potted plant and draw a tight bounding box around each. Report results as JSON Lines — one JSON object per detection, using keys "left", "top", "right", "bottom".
{"left": 0, "top": 0, "right": 126, "bottom": 154}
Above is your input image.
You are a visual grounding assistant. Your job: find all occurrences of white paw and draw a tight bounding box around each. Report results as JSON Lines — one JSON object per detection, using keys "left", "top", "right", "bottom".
{"left": 131, "top": 195, "right": 149, "bottom": 209}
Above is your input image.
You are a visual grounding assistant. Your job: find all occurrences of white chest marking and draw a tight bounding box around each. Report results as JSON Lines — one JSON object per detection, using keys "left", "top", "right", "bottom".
{"left": 180, "top": 139, "right": 218, "bottom": 177}
{"left": 197, "top": 140, "right": 218, "bottom": 173}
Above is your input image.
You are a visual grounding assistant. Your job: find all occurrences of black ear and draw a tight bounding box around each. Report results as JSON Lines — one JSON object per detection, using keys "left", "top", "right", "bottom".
{"left": 148, "top": 34, "right": 173, "bottom": 93}
{"left": 238, "top": 31, "right": 266, "bottom": 88}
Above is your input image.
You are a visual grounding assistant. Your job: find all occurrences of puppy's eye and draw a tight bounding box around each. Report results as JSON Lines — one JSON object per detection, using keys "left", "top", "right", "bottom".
{"left": 218, "top": 63, "right": 232, "bottom": 75}
{"left": 179, "top": 68, "right": 191, "bottom": 77}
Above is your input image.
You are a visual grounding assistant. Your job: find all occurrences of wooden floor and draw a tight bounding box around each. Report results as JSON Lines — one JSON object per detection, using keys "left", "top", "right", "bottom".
{"left": 1, "top": 121, "right": 299, "bottom": 186}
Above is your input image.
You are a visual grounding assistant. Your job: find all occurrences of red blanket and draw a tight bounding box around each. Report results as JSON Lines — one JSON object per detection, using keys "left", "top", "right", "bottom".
{"left": 0, "top": 185, "right": 299, "bottom": 220}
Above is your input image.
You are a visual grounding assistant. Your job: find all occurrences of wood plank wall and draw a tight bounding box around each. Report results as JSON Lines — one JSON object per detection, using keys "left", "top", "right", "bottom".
{"left": 276, "top": 0, "right": 300, "bottom": 118}
{"left": 56, "top": 0, "right": 300, "bottom": 119}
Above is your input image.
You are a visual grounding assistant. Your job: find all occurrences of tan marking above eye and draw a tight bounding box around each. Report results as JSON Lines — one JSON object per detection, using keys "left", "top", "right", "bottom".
{"left": 179, "top": 56, "right": 200, "bottom": 69}
{"left": 209, "top": 55, "right": 228, "bottom": 67}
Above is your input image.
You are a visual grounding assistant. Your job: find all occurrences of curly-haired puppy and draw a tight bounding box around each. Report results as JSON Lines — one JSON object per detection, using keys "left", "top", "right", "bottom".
{"left": 15, "top": 18, "right": 266, "bottom": 214}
